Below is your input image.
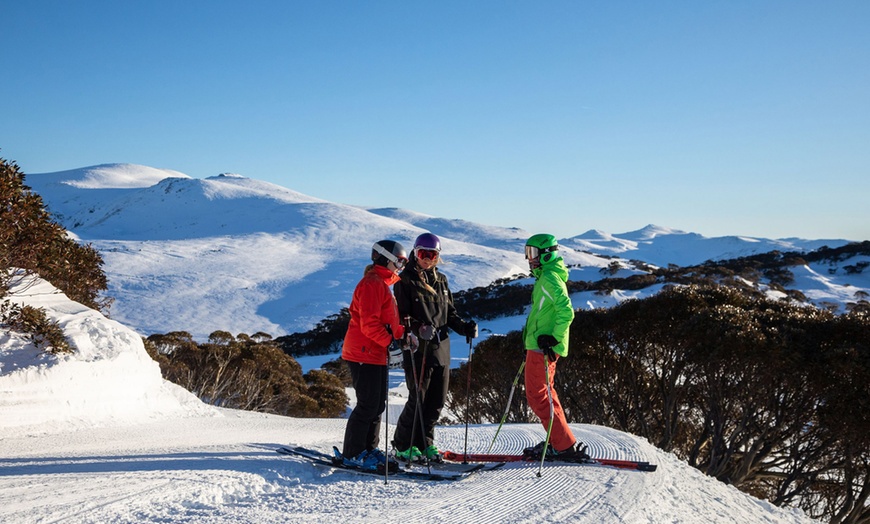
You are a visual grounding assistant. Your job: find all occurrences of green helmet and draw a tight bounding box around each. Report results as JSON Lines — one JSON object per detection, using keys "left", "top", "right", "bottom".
{"left": 525, "top": 233, "right": 559, "bottom": 264}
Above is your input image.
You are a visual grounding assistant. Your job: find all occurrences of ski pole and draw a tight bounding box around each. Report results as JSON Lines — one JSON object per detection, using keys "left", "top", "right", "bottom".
{"left": 383, "top": 323, "right": 399, "bottom": 485}
{"left": 537, "top": 354, "right": 555, "bottom": 478}
{"left": 486, "top": 359, "right": 525, "bottom": 454}
{"left": 385, "top": 347, "right": 390, "bottom": 485}
{"left": 462, "top": 333, "right": 474, "bottom": 463}
{"left": 407, "top": 342, "right": 431, "bottom": 472}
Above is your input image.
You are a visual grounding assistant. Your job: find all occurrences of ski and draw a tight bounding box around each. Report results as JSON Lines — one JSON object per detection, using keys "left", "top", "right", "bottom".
{"left": 441, "top": 451, "right": 657, "bottom": 472}
{"left": 277, "top": 446, "right": 500, "bottom": 481}
{"left": 397, "top": 458, "right": 491, "bottom": 474}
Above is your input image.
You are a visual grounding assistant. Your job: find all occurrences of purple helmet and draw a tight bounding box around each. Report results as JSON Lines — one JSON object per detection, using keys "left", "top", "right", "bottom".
{"left": 414, "top": 233, "right": 441, "bottom": 251}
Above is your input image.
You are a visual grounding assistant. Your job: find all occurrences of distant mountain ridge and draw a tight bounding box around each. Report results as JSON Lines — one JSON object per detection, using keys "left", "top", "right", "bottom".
{"left": 565, "top": 225, "right": 840, "bottom": 268}
{"left": 26, "top": 163, "right": 859, "bottom": 339}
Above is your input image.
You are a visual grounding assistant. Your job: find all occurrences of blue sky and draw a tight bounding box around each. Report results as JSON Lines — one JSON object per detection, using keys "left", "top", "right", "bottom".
{"left": 2, "top": 1, "right": 868, "bottom": 241}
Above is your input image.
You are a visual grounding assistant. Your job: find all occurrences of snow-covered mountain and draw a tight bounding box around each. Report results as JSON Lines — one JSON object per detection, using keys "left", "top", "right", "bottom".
{"left": 0, "top": 273, "right": 818, "bottom": 523}
{"left": 26, "top": 163, "right": 857, "bottom": 340}
{"left": 564, "top": 225, "right": 839, "bottom": 268}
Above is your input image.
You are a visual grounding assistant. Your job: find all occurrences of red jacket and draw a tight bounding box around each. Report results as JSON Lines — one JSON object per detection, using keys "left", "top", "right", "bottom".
{"left": 341, "top": 264, "right": 405, "bottom": 365}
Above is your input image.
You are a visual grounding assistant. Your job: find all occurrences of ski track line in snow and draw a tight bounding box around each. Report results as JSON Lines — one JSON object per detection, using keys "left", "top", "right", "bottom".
{"left": 314, "top": 457, "right": 613, "bottom": 524}
{"left": 441, "top": 423, "right": 652, "bottom": 463}
{"left": 0, "top": 474, "right": 173, "bottom": 524}
{"left": 384, "top": 423, "right": 655, "bottom": 524}
{"left": 269, "top": 424, "right": 657, "bottom": 524}
{"left": 0, "top": 448, "right": 293, "bottom": 524}
{"left": 0, "top": 423, "right": 662, "bottom": 524}
{"left": 385, "top": 463, "right": 601, "bottom": 524}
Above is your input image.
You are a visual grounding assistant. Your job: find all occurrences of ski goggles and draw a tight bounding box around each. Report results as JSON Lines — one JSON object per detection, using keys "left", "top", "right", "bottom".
{"left": 525, "top": 245, "right": 558, "bottom": 260}
{"left": 373, "top": 243, "right": 409, "bottom": 269}
{"left": 415, "top": 248, "right": 440, "bottom": 261}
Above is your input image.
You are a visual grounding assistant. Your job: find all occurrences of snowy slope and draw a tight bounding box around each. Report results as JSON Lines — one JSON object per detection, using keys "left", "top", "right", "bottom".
{"left": 793, "top": 257, "right": 870, "bottom": 306}
{"left": 26, "top": 163, "right": 857, "bottom": 340}
{"left": 0, "top": 275, "right": 818, "bottom": 523}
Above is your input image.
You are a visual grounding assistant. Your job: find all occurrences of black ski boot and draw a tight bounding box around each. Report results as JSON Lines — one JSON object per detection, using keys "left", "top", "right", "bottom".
{"left": 522, "top": 441, "right": 553, "bottom": 460}
{"left": 553, "top": 442, "right": 591, "bottom": 463}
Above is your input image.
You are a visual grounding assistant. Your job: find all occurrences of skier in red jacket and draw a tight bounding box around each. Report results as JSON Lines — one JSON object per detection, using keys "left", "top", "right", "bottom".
{"left": 339, "top": 240, "right": 409, "bottom": 473}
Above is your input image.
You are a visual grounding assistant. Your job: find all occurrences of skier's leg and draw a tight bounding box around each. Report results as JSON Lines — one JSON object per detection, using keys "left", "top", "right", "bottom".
{"left": 343, "top": 363, "right": 384, "bottom": 458}
{"left": 546, "top": 361, "right": 576, "bottom": 452}
{"left": 391, "top": 352, "right": 418, "bottom": 451}
{"left": 524, "top": 351, "right": 576, "bottom": 452}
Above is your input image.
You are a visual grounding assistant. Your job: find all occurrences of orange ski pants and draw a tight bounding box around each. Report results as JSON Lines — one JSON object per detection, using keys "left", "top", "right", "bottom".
{"left": 524, "top": 350, "right": 577, "bottom": 452}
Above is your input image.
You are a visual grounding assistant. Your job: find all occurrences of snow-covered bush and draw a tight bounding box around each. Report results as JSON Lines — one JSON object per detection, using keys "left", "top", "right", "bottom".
{"left": 0, "top": 300, "right": 70, "bottom": 353}
{"left": 0, "top": 156, "right": 108, "bottom": 311}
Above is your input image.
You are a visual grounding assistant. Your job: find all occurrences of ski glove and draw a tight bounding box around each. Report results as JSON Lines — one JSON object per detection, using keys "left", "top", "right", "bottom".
{"left": 464, "top": 321, "right": 478, "bottom": 339}
{"left": 537, "top": 334, "right": 559, "bottom": 362}
{"left": 418, "top": 324, "right": 436, "bottom": 341}
{"left": 402, "top": 332, "right": 419, "bottom": 352}
{"left": 388, "top": 345, "right": 404, "bottom": 368}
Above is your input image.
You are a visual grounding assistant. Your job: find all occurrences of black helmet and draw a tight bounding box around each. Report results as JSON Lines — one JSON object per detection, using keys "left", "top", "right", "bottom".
{"left": 371, "top": 240, "right": 408, "bottom": 268}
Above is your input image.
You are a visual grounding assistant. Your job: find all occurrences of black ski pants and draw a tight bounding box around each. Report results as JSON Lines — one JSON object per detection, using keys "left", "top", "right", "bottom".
{"left": 342, "top": 361, "right": 388, "bottom": 459}
{"left": 392, "top": 351, "right": 450, "bottom": 452}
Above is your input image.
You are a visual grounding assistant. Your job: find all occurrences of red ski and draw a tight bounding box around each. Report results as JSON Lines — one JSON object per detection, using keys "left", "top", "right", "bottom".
{"left": 442, "top": 451, "right": 657, "bottom": 472}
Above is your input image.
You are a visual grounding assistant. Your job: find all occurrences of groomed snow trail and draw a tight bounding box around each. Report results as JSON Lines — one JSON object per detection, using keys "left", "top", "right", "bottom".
{"left": 1, "top": 411, "right": 816, "bottom": 524}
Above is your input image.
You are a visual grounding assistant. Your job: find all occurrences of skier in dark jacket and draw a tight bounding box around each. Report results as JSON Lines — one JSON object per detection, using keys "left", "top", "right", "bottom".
{"left": 392, "top": 233, "right": 477, "bottom": 463}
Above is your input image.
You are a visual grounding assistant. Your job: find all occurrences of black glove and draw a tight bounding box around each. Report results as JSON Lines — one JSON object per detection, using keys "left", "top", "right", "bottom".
{"left": 464, "top": 321, "right": 478, "bottom": 339}
{"left": 537, "top": 334, "right": 559, "bottom": 362}
{"left": 418, "top": 324, "right": 436, "bottom": 341}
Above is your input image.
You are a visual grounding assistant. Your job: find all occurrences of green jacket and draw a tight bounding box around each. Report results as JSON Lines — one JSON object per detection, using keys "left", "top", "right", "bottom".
{"left": 523, "top": 256, "right": 574, "bottom": 357}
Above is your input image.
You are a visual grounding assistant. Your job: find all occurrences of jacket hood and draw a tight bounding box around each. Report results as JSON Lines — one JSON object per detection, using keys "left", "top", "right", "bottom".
{"left": 532, "top": 255, "right": 569, "bottom": 281}
{"left": 370, "top": 263, "right": 401, "bottom": 286}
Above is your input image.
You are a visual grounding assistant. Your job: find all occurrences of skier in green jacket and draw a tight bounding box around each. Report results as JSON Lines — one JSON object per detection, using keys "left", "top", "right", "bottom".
{"left": 521, "top": 233, "right": 588, "bottom": 462}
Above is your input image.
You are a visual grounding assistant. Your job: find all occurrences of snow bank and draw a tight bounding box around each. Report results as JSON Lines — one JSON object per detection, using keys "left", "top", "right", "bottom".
{"left": 0, "top": 274, "right": 217, "bottom": 436}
